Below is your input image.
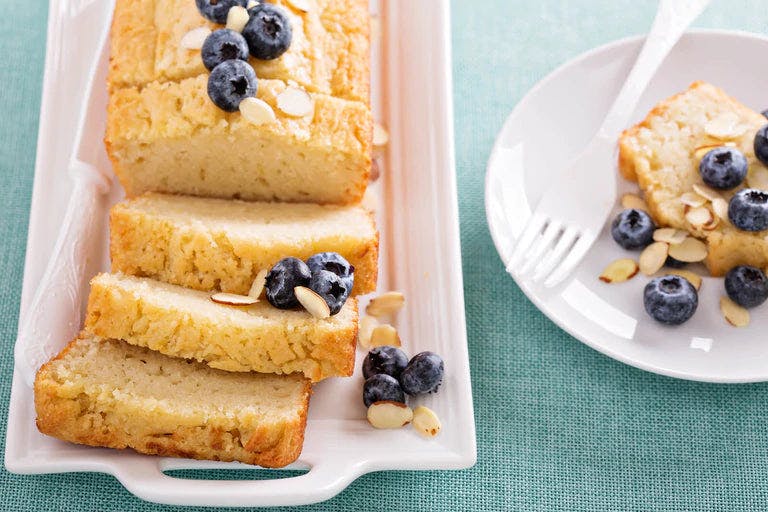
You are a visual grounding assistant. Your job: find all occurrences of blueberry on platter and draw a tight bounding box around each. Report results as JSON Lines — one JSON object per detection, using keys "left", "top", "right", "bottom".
{"left": 725, "top": 265, "right": 768, "bottom": 308}
{"left": 265, "top": 257, "right": 311, "bottom": 309}
{"left": 698, "top": 146, "right": 747, "bottom": 190}
{"left": 362, "top": 346, "right": 409, "bottom": 380}
{"left": 207, "top": 60, "right": 258, "bottom": 112}
{"left": 363, "top": 374, "right": 405, "bottom": 407}
{"left": 196, "top": 0, "right": 247, "bottom": 24}
{"left": 201, "top": 29, "right": 250, "bottom": 71}
{"left": 399, "top": 352, "right": 444, "bottom": 396}
{"left": 243, "top": 3, "right": 293, "bottom": 60}
{"left": 643, "top": 275, "right": 698, "bottom": 325}
{"left": 611, "top": 208, "right": 656, "bottom": 250}
{"left": 728, "top": 188, "right": 768, "bottom": 232}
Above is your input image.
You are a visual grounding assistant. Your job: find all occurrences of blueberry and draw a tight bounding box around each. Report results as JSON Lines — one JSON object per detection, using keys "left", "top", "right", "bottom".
{"left": 762, "top": 109, "right": 768, "bottom": 120}
{"left": 265, "top": 257, "right": 311, "bottom": 309}
{"left": 399, "top": 352, "right": 444, "bottom": 396}
{"left": 308, "top": 270, "right": 350, "bottom": 315}
{"left": 698, "top": 147, "right": 748, "bottom": 190}
{"left": 610, "top": 209, "right": 656, "bottom": 250}
{"left": 665, "top": 256, "right": 687, "bottom": 269}
{"left": 725, "top": 265, "right": 768, "bottom": 308}
{"left": 363, "top": 374, "right": 405, "bottom": 407}
{"left": 643, "top": 275, "right": 698, "bottom": 325}
{"left": 195, "top": 0, "right": 247, "bottom": 24}
{"left": 755, "top": 124, "right": 768, "bottom": 166}
{"left": 201, "top": 29, "right": 249, "bottom": 71}
{"left": 728, "top": 189, "right": 768, "bottom": 232}
{"left": 243, "top": 3, "right": 292, "bottom": 60}
{"left": 362, "top": 346, "right": 408, "bottom": 379}
{"left": 207, "top": 60, "right": 258, "bottom": 112}
{"left": 306, "top": 252, "right": 354, "bottom": 290}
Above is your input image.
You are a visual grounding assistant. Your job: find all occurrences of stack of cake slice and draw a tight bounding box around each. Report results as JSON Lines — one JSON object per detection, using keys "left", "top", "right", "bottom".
{"left": 34, "top": 0, "right": 376, "bottom": 468}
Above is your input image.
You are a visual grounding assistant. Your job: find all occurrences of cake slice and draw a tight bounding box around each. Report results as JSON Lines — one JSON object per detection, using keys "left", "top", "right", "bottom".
{"left": 109, "top": 193, "right": 378, "bottom": 296}
{"left": 34, "top": 334, "right": 311, "bottom": 467}
{"left": 85, "top": 273, "right": 358, "bottom": 381}
{"left": 619, "top": 81, "right": 768, "bottom": 276}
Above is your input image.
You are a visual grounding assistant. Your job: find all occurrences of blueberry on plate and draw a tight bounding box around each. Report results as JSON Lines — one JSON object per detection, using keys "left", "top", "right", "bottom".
{"left": 399, "top": 352, "right": 444, "bottom": 396}
{"left": 755, "top": 124, "right": 768, "bottom": 166}
{"left": 265, "top": 257, "right": 311, "bottom": 309}
{"left": 610, "top": 209, "right": 656, "bottom": 250}
{"left": 698, "top": 147, "right": 748, "bottom": 190}
{"left": 195, "top": 0, "right": 247, "bottom": 24}
{"left": 201, "top": 29, "right": 249, "bottom": 71}
{"left": 643, "top": 275, "right": 698, "bottom": 325}
{"left": 207, "top": 60, "right": 258, "bottom": 112}
{"left": 363, "top": 374, "right": 405, "bottom": 407}
{"left": 728, "top": 188, "right": 768, "bottom": 232}
{"left": 308, "top": 269, "right": 350, "bottom": 315}
{"left": 664, "top": 256, "right": 687, "bottom": 269}
{"left": 307, "top": 252, "right": 354, "bottom": 289}
{"left": 243, "top": 3, "right": 292, "bottom": 60}
{"left": 725, "top": 265, "right": 768, "bottom": 308}
{"left": 362, "top": 346, "right": 409, "bottom": 380}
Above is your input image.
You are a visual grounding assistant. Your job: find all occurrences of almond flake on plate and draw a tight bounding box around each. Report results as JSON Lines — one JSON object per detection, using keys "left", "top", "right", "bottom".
{"left": 369, "top": 324, "right": 401, "bottom": 347}
{"left": 357, "top": 315, "right": 379, "bottom": 348}
{"left": 704, "top": 112, "right": 746, "bottom": 140}
{"left": 747, "top": 164, "right": 768, "bottom": 190}
{"left": 679, "top": 191, "right": 707, "bottom": 208}
{"left": 653, "top": 228, "right": 687, "bottom": 245}
{"left": 639, "top": 242, "right": 669, "bottom": 276}
{"left": 276, "top": 87, "right": 314, "bottom": 117}
{"left": 373, "top": 123, "right": 389, "bottom": 148}
{"left": 287, "top": 0, "right": 312, "bottom": 12}
{"left": 620, "top": 193, "right": 648, "bottom": 211}
{"left": 667, "top": 237, "right": 707, "bottom": 263}
{"left": 248, "top": 269, "right": 269, "bottom": 299}
{"left": 666, "top": 269, "right": 702, "bottom": 290}
{"left": 180, "top": 27, "right": 212, "bottom": 50}
{"left": 720, "top": 296, "right": 750, "bottom": 327}
{"left": 367, "top": 401, "right": 413, "bottom": 429}
{"left": 240, "top": 97, "right": 276, "bottom": 125}
{"left": 226, "top": 6, "right": 250, "bottom": 32}
{"left": 693, "top": 183, "right": 724, "bottom": 202}
{"left": 295, "top": 286, "right": 331, "bottom": 319}
{"left": 599, "top": 259, "right": 639, "bottom": 283}
{"left": 211, "top": 292, "right": 258, "bottom": 306}
{"left": 366, "top": 291, "right": 405, "bottom": 317}
{"left": 412, "top": 406, "right": 442, "bottom": 438}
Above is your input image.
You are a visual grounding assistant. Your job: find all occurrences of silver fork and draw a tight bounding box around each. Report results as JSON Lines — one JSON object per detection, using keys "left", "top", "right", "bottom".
{"left": 506, "top": 0, "right": 711, "bottom": 288}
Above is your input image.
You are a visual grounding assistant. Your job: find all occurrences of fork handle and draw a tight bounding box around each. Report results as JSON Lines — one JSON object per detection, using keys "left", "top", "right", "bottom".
{"left": 597, "top": 0, "right": 711, "bottom": 140}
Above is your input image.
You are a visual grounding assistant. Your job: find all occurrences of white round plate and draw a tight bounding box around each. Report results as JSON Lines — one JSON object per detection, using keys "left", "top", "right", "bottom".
{"left": 486, "top": 30, "right": 768, "bottom": 383}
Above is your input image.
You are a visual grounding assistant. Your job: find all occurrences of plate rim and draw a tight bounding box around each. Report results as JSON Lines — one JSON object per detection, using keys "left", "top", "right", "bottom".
{"left": 485, "top": 28, "right": 768, "bottom": 384}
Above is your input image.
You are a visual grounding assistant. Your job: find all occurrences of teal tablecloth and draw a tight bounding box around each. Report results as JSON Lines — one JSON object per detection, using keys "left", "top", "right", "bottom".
{"left": 4, "top": 1, "right": 768, "bottom": 510}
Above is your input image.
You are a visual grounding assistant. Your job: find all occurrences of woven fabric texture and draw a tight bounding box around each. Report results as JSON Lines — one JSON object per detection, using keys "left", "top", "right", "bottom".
{"left": 3, "top": 1, "right": 768, "bottom": 510}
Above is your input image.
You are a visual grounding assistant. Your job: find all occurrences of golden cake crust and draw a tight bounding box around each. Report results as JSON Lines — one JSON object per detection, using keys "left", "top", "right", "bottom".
{"left": 108, "top": 0, "right": 370, "bottom": 103}
{"left": 34, "top": 335, "right": 311, "bottom": 468}
{"left": 618, "top": 81, "right": 768, "bottom": 276}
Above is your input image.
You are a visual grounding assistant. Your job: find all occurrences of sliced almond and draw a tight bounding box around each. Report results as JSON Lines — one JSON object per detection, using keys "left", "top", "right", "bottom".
{"left": 679, "top": 191, "right": 707, "bottom": 208}
{"left": 369, "top": 158, "right": 381, "bottom": 182}
{"left": 239, "top": 97, "right": 276, "bottom": 125}
{"left": 692, "top": 183, "right": 724, "bottom": 202}
{"left": 599, "top": 259, "right": 639, "bottom": 283}
{"left": 639, "top": 242, "right": 669, "bottom": 276}
{"left": 704, "top": 112, "right": 746, "bottom": 140}
{"left": 685, "top": 206, "right": 714, "bottom": 228}
{"left": 357, "top": 315, "right": 379, "bottom": 348}
{"left": 373, "top": 123, "right": 389, "bottom": 148}
{"left": 247, "top": 0, "right": 258, "bottom": 7}
{"left": 667, "top": 237, "right": 707, "bottom": 263}
{"left": 720, "top": 296, "right": 750, "bottom": 327}
{"left": 701, "top": 214, "right": 720, "bottom": 231}
{"left": 248, "top": 269, "right": 269, "bottom": 299}
{"left": 412, "top": 406, "right": 442, "bottom": 438}
{"left": 226, "top": 5, "right": 250, "bottom": 32}
{"left": 666, "top": 269, "right": 702, "bottom": 290}
{"left": 367, "top": 401, "right": 413, "bottom": 429}
{"left": 711, "top": 197, "right": 729, "bottom": 223}
{"left": 369, "top": 324, "right": 401, "bottom": 348}
{"left": 294, "top": 286, "right": 331, "bottom": 319}
{"left": 653, "top": 228, "right": 688, "bottom": 245}
{"left": 366, "top": 291, "right": 405, "bottom": 317}
{"left": 276, "top": 87, "right": 314, "bottom": 117}
{"left": 180, "top": 27, "right": 211, "bottom": 50}
{"left": 286, "top": 0, "right": 312, "bottom": 12}
{"left": 211, "top": 292, "right": 258, "bottom": 306}
{"left": 747, "top": 164, "right": 768, "bottom": 190}
{"left": 693, "top": 141, "right": 736, "bottom": 161}
{"left": 620, "top": 193, "right": 648, "bottom": 211}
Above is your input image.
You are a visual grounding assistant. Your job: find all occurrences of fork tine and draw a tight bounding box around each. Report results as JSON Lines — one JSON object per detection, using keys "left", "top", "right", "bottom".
{"left": 518, "top": 221, "right": 563, "bottom": 275}
{"left": 543, "top": 233, "right": 594, "bottom": 288}
{"left": 531, "top": 228, "right": 578, "bottom": 282}
{"left": 506, "top": 214, "right": 547, "bottom": 273}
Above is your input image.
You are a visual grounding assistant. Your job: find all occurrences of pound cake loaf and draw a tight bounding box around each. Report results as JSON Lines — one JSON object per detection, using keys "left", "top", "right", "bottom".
{"left": 619, "top": 81, "right": 768, "bottom": 276}
{"left": 109, "top": 193, "right": 378, "bottom": 296}
{"left": 35, "top": 334, "right": 311, "bottom": 467}
{"left": 85, "top": 273, "right": 358, "bottom": 381}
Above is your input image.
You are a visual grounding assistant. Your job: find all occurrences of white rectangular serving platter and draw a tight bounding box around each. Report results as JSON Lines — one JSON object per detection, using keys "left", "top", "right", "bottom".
{"left": 4, "top": 0, "right": 476, "bottom": 507}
